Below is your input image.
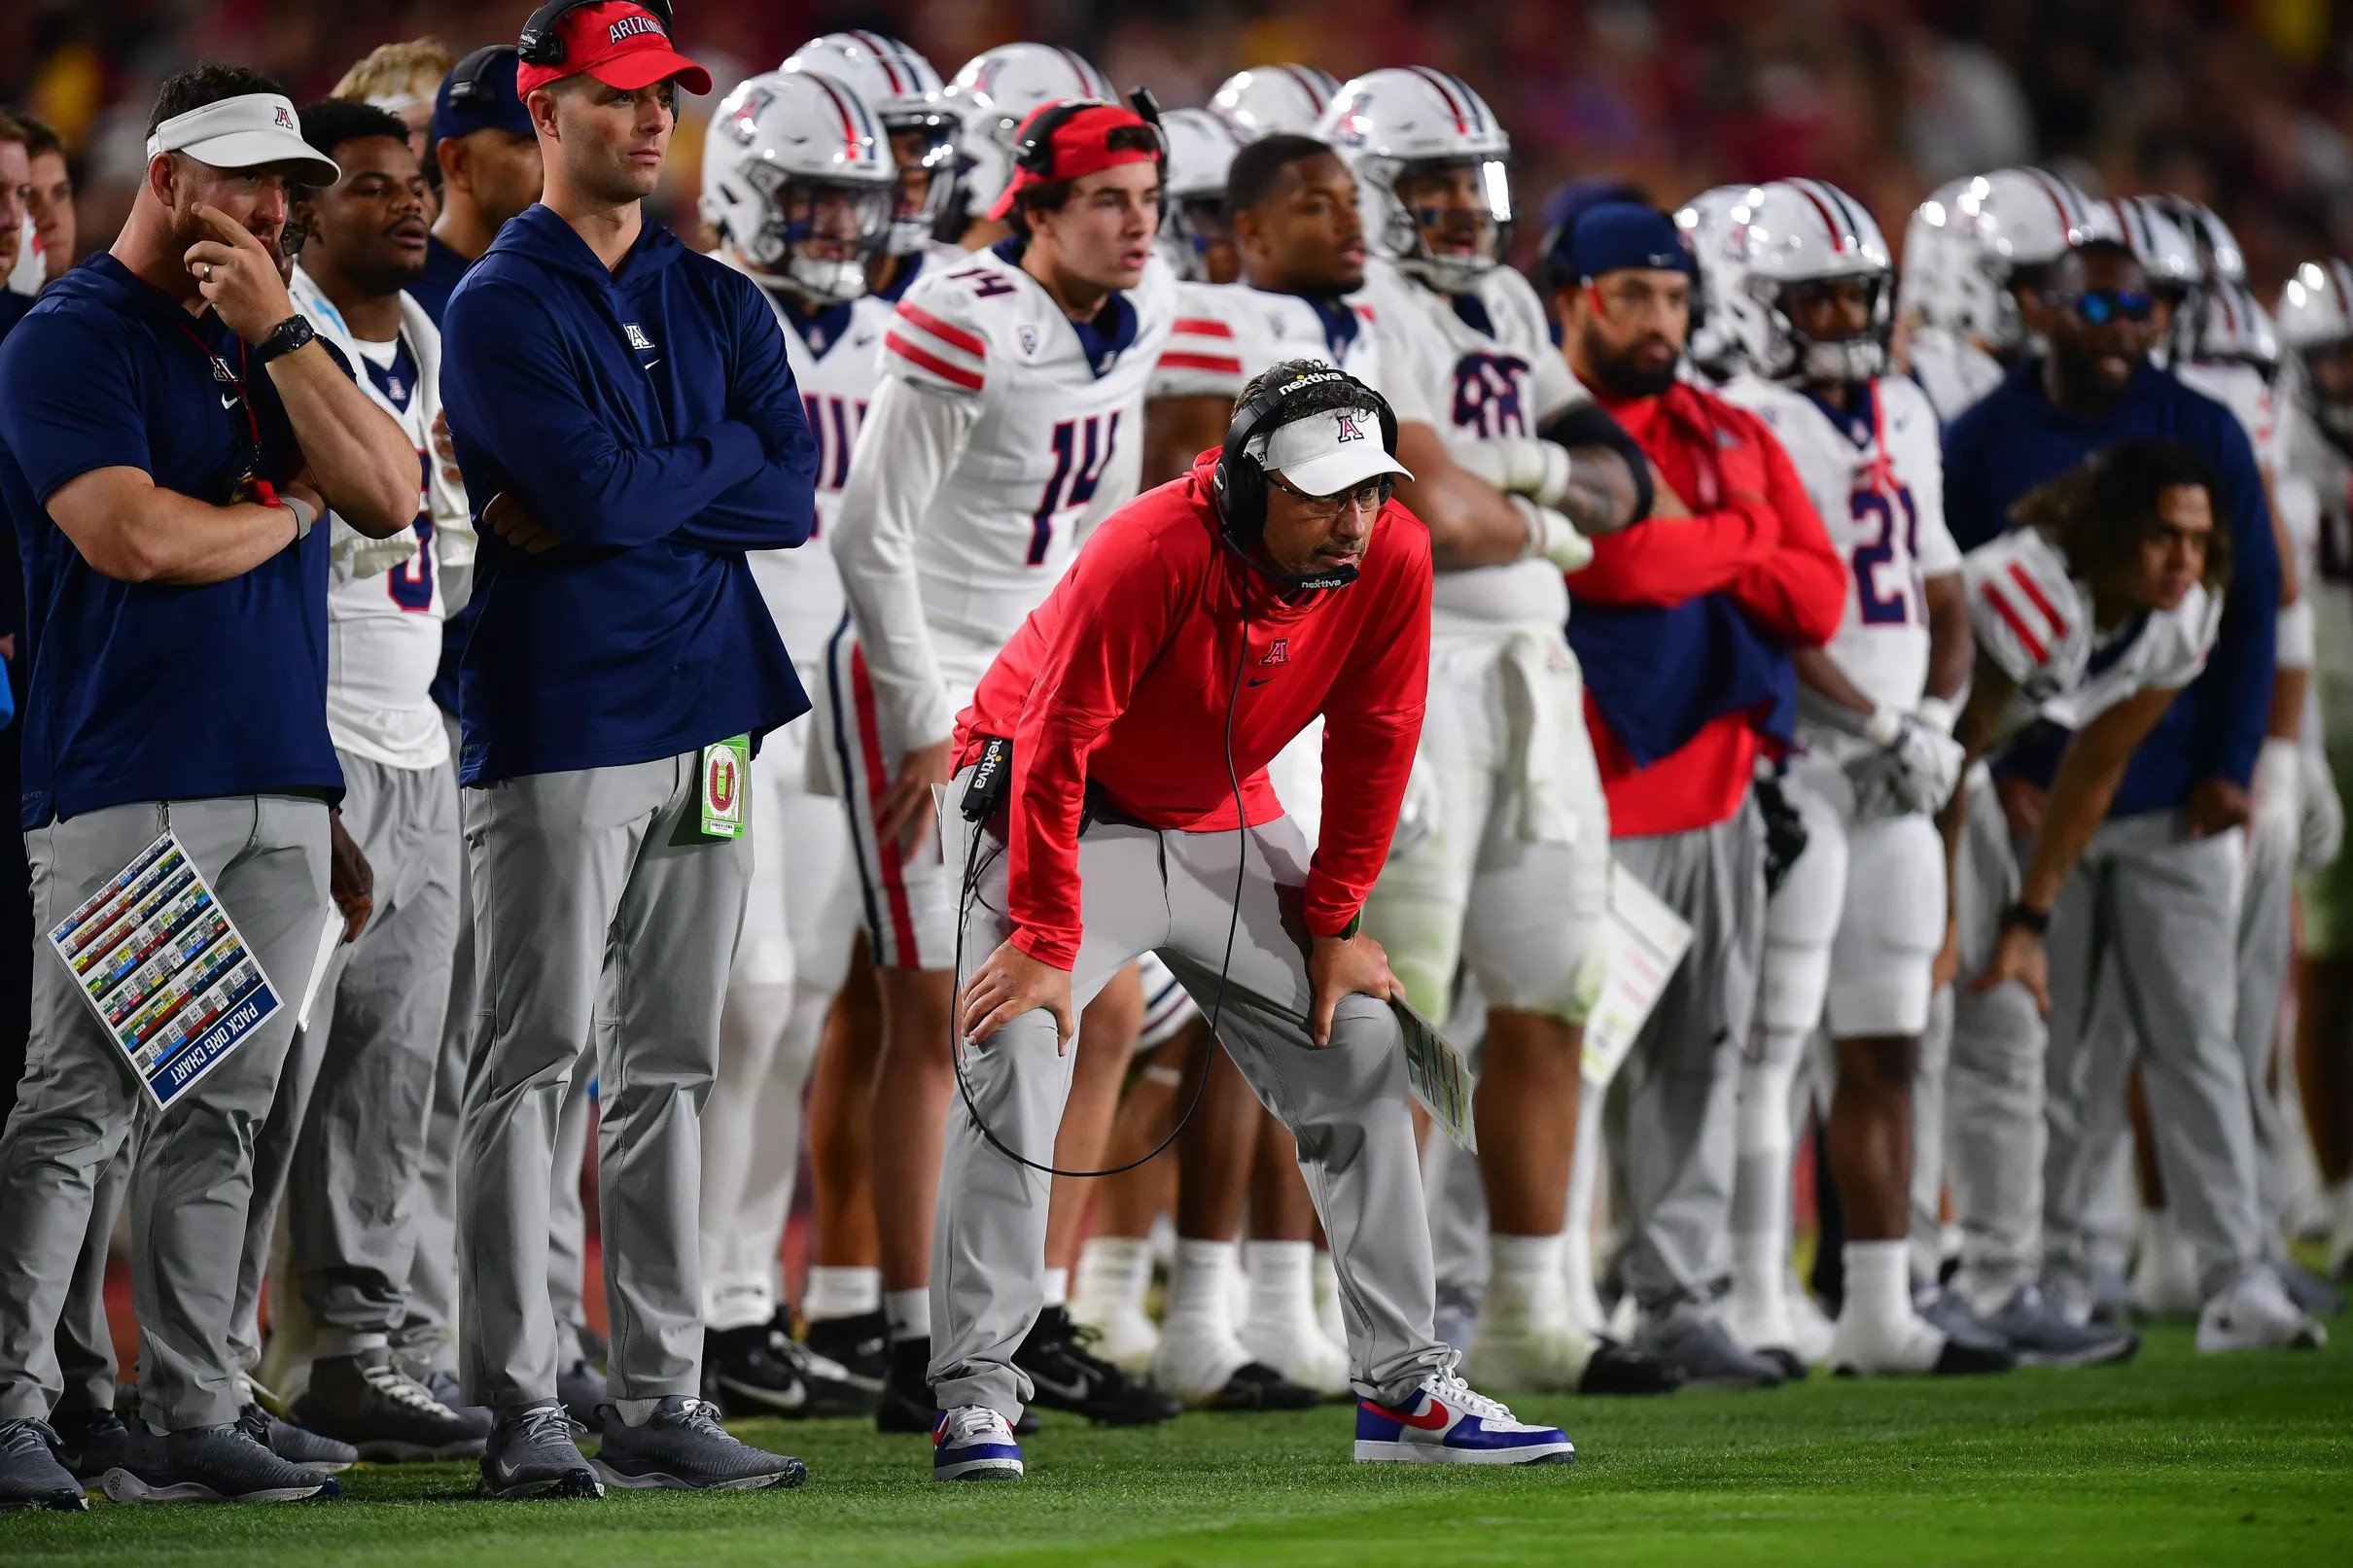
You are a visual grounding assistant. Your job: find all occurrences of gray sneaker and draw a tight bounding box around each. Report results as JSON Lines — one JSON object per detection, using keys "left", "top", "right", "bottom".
{"left": 102, "top": 1420, "right": 340, "bottom": 1503}
{"left": 0, "top": 1419, "right": 88, "bottom": 1512}
{"left": 293, "top": 1348, "right": 492, "bottom": 1460}
{"left": 593, "top": 1397, "right": 806, "bottom": 1492}
{"left": 1983, "top": 1285, "right": 2139, "bottom": 1368}
{"left": 2271, "top": 1258, "right": 2343, "bottom": 1319}
{"left": 237, "top": 1404, "right": 359, "bottom": 1473}
{"left": 479, "top": 1402, "right": 603, "bottom": 1500}
{"left": 558, "top": 1358, "right": 608, "bottom": 1427}
{"left": 1914, "top": 1285, "right": 2013, "bottom": 1354}
{"left": 1636, "top": 1317, "right": 1784, "bottom": 1389}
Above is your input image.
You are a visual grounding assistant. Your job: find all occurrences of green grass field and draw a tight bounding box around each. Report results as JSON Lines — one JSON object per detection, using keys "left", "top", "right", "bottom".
{"left": 7, "top": 1324, "right": 2347, "bottom": 1567}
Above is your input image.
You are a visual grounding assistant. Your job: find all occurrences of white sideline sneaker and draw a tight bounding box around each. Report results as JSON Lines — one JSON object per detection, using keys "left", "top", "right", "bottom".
{"left": 2195, "top": 1269, "right": 2326, "bottom": 1353}
{"left": 1353, "top": 1374, "right": 1573, "bottom": 1466}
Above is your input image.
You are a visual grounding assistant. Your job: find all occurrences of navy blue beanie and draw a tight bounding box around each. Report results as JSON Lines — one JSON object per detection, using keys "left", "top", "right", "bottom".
{"left": 1545, "top": 200, "right": 1695, "bottom": 291}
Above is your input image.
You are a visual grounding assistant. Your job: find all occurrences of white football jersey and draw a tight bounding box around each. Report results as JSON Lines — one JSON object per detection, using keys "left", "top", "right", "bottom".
{"left": 1355, "top": 257, "right": 1585, "bottom": 625}
{"left": 1966, "top": 525, "right": 2220, "bottom": 738}
{"left": 1151, "top": 279, "right": 1384, "bottom": 401}
{"left": 873, "top": 244, "right": 1177, "bottom": 642}
{"left": 1905, "top": 324, "right": 2007, "bottom": 426}
{"left": 2174, "top": 359, "right": 2282, "bottom": 471}
{"left": 2279, "top": 383, "right": 2353, "bottom": 733}
{"left": 1719, "top": 374, "right": 1961, "bottom": 756}
{"left": 327, "top": 325, "right": 446, "bottom": 771}
{"left": 742, "top": 283, "right": 893, "bottom": 664}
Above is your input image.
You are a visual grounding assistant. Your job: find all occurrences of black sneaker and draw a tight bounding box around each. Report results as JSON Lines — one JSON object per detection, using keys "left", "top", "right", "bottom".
{"left": 293, "top": 1348, "right": 494, "bottom": 1460}
{"left": 703, "top": 1322, "right": 877, "bottom": 1418}
{"left": 804, "top": 1308, "right": 889, "bottom": 1390}
{"left": 593, "top": 1397, "right": 806, "bottom": 1491}
{"left": 1194, "top": 1361, "right": 1322, "bottom": 1412}
{"left": 236, "top": 1405, "right": 358, "bottom": 1474}
{"left": 1636, "top": 1317, "right": 1785, "bottom": 1390}
{"left": 879, "top": 1335, "right": 1041, "bottom": 1434}
{"left": 1578, "top": 1339, "right": 1691, "bottom": 1394}
{"left": 1014, "top": 1307, "right": 1180, "bottom": 1427}
{"left": 102, "top": 1420, "right": 341, "bottom": 1503}
{"left": 50, "top": 1406, "right": 127, "bottom": 1481}
{"left": 479, "top": 1402, "right": 602, "bottom": 1500}
{"left": 0, "top": 1419, "right": 87, "bottom": 1512}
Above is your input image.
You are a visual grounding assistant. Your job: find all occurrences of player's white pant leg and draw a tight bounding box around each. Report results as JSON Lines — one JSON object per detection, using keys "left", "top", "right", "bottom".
{"left": 1135, "top": 953, "right": 1199, "bottom": 1051}
{"left": 1424, "top": 979, "right": 1492, "bottom": 1313}
{"left": 1732, "top": 762, "right": 1844, "bottom": 1350}
{"left": 1826, "top": 809, "right": 1947, "bottom": 1039}
{"left": 821, "top": 618, "right": 979, "bottom": 972}
{"left": 1910, "top": 985, "right": 1952, "bottom": 1287}
{"left": 1361, "top": 641, "right": 1486, "bottom": 1021}
{"left": 2235, "top": 806, "right": 2299, "bottom": 1248}
{"left": 1943, "top": 768, "right": 2046, "bottom": 1313}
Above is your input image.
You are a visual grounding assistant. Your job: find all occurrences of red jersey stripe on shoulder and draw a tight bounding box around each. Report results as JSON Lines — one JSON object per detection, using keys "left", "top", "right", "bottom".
{"left": 2005, "top": 560, "right": 2067, "bottom": 639}
{"left": 1982, "top": 580, "right": 2048, "bottom": 664}
{"left": 1174, "top": 317, "right": 1235, "bottom": 337}
{"left": 887, "top": 332, "right": 984, "bottom": 390}
{"left": 896, "top": 300, "right": 986, "bottom": 357}
{"left": 1158, "top": 351, "right": 1245, "bottom": 374}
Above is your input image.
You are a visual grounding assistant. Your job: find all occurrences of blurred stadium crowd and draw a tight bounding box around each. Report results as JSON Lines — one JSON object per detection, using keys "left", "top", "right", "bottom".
{"left": 8, "top": 0, "right": 2353, "bottom": 287}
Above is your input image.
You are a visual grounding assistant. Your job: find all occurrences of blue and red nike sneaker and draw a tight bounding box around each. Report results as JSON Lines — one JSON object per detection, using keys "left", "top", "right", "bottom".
{"left": 1353, "top": 1375, "right": 1575, "bottom": 1466}
{"left": 931, "top": 1407, "right": 1023, "bottom": 1481}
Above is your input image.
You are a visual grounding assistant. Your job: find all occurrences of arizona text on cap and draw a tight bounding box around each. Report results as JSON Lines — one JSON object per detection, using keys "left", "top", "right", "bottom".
{"left": 987, "top": 100, "right": 1161, "bottom": 222}
{"left": 513, "top": 2, "right": 715, "bottom": 98}
{"left": 1254, "top": 404, "right": 1414, "bottom": 498}
{"left": 145, "top": 94, "right": 342, "bottom": 186}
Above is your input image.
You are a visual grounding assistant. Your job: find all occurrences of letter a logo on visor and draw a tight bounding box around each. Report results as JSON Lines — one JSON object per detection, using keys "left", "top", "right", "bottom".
{"left": 1334, "top": 412, "right": 1364, "bottom": 443}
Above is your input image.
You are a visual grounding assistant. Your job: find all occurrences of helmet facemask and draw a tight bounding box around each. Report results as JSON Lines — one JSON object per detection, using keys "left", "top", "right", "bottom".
{"left": 1749, "top": 270, "right": 1892, "bottom": 383}
{"left": 1373, "top": 154, "right": 1512, "bottom": 295}
{"left": 884, "top": 112, "right": 962, "bottom": 255}
{"left": 737, "top": 164, "right": 896, "bottom": 303}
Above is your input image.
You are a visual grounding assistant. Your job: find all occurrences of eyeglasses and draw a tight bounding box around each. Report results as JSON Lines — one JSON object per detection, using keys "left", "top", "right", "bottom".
{"left": 2045, "top": 287, "right": 2157, "bottom": 326}
{"left": 1266, "top": 472, "right": 1392, "bottom": 520}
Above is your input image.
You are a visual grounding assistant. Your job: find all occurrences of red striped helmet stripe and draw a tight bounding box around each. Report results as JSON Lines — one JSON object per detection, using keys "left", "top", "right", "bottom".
{"left": 850, "top": 30, "right": 907, "bottom": 94}
{"left": 1408, "top": 66, "right": 1471, "bottom": 133}
{"left": 1791, "top": 180, "right": 1849, "bottom": 253}
{"left": 1276, "top": 63, "right": 1330, "bottom": 113}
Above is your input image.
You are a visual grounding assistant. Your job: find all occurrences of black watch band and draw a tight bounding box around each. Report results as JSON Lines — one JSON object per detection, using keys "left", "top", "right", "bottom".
{"left": 256, "top": 315, "right": 315, "bottom": 366}
{"left": 2000, "top": 901, "right": 2052, "bottom": 937}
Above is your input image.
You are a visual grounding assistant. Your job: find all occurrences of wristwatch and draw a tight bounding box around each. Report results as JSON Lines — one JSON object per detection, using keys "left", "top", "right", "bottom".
{"left": 1999, "top": 901, "right": 2052, "bottom": 937}
{"left": 256, "top": 314, "right": 316, "bottom": 366}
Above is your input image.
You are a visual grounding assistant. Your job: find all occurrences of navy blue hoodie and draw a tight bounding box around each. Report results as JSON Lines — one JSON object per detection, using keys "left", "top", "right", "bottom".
{"left": 439, "top": 207, "right": 818, "bottom": 784}
{"left": 1943, "top": 359, "right": 2277, "bottom": 812}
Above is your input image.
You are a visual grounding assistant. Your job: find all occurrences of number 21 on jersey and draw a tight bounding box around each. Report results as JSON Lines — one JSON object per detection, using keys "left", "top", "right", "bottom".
{"left": 1029, "top": 412, "right": 1121, "bottom": 566}
{"left": 1849, "top": 482, "right": 1919, "bottom": 625}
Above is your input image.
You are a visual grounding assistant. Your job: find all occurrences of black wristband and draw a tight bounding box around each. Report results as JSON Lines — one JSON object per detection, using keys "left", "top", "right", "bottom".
{"left": 2000, "top": 901, "right": 2052, "bottom": 937}
{"left": 256, "top": 314, "right": 316, "bottom": 366}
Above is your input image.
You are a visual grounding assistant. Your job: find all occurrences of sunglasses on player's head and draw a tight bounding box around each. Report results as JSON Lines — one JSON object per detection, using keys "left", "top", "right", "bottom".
{"left": 2043, "top": 287, "right": 2158, "bottom": 326}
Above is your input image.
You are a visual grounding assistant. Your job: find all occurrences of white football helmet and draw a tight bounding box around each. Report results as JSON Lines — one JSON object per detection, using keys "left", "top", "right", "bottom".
{"left": 1158, "top": 108, "right": 1245, "bottom": 282}
{"left": 1722, "top": 178, "right": 1894, "bottom": 383}
{"left": 783, "top": 32, "right": 959, "bottom": 255}
{"left": 1675, "top": 184, "right": 1767, "bottom": 382}
{"left": 701, "top": 71, "right": 896, "bottom": 302}
{"left": 1211, "top": 65, "right": 1341, "bottom": 141}
{"left": 2278, "top": 259, "right": 2353, "bottom": 437}
{"left": 1896, "top": 167, "right": 2114, "bottom": 353}
{"left": 2103, "top": 195, "right": 2200, "bottom": 298}
{"left": 1317, "top": 67, "right": 1511, "bottom": 295}
{"left": 2179, "top": 277, "right": 2280, "bottom": 372}
{"left": 2159, "top": 197, "right": 2248, "bottom": 284}
{"left": 947, "top": 43, "right": 1117, "bottom": 219}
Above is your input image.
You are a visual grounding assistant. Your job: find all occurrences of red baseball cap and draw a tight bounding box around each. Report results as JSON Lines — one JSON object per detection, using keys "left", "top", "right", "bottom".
{"left": 988, "top": 101, "right": 1162, "bottom": 222}
{"left": 513, "top": 2, "right": 714, "bottom": 98}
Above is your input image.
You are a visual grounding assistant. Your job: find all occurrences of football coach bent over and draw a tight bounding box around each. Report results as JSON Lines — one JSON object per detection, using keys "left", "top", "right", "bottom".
{"left": 927, "top": 363, "right": 1576, "bottom": 1481}
{"left": 437, "top": 1, "right": 817, "bottom": 1501}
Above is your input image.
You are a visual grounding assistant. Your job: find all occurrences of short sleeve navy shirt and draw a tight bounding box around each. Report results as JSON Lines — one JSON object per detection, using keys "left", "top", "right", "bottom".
{"left": 0, "top": 256, "right": 341, "bottom": 827}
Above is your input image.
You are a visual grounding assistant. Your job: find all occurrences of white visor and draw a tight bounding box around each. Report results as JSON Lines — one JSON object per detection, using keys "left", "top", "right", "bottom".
{"left": 145, "top": 94, "right": 342, "bottom": 187}
{"left": 1254, "top": 404, "right": 1414, "bottom": 497}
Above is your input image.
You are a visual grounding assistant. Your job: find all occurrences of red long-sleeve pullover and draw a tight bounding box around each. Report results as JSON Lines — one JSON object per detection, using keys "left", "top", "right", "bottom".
{"left": 1569, "top": 380, "right": 1845, "bottom": 835}
{"left": 955, "top": 449, "right": 1433, "bottom": 970}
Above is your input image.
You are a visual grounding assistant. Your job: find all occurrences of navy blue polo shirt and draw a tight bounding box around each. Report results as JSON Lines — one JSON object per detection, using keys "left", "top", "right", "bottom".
{"left": 0, "top": 256, "right": 341, "bottom": 827}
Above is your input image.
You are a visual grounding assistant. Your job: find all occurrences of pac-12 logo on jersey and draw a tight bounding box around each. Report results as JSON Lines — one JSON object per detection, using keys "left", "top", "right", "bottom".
{"left": 1452, "top": 353, "right": 1528, "bottom": 438}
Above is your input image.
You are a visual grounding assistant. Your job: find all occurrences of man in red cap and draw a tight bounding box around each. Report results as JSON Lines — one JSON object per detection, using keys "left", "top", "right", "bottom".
{"left": 438, "top": 0, "right": 818, "bottom": 1501}
{"left": 825, "top": 95, "right": 1185, "bottom": 1432}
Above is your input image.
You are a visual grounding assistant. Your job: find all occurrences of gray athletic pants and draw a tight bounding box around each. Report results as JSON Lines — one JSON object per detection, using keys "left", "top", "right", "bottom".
{"left": 1911, "top": 768, "right": 2047, "bottom": 1309}
{"left": 52, "top": 1151, "right": 129, "bottom": 1416}
{"left": 1612, "top": 797, "right": 1764, "bottom": 1329}
{"left": 456, "top": 752, "right": 749, "bottom": 1409}
{"left": 931, "top": 797, "right": 1451, "bottom": 1420}
{"left": 2042, "top": 811, "right": 2264, "bottom": 1307}
{"left": 397, "top": 717, "right": 595, "bottom": 1380}
{"left": 0, "top": 795, "right": 330, "bottom": 1430}
{"left": 231, "top": 753, "right": 461, "bottom": 1361}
